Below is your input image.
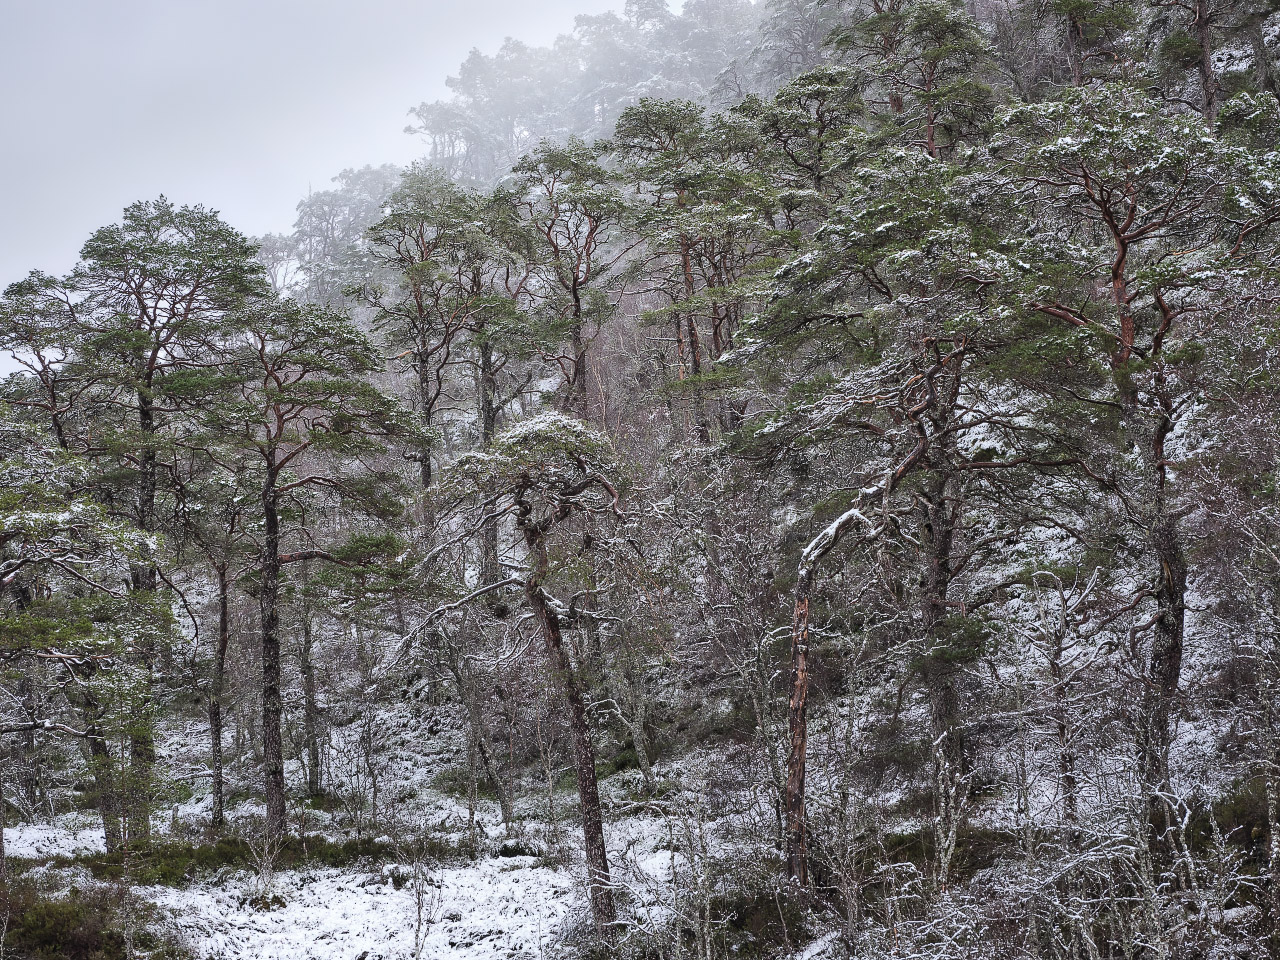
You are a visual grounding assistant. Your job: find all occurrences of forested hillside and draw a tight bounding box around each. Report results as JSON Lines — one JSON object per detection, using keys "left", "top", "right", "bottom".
{"left": 4, "top": 0, "right": 1280, "bottom": 957}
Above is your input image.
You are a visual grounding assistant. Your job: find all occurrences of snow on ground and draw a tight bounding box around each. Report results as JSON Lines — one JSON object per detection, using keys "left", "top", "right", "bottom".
{"left": 144, "top": 855, "right": 575, "bottom": 960}
{"left": 7, "top": 803, "right": 685, "bottom": 959}
{"left": 140, "top": 814, "right": 685, "bottom": 959}
{"left": 3, "top": 704, "right": 732, "bottom": 958}
{"left": 797, "top": 932, "right": 841, "bottom": 960}
{"left": 6, "top": 813, "right": 105, "bottom": 859}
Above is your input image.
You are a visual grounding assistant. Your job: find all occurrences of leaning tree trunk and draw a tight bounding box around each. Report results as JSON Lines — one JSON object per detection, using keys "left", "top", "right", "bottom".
{"left": 522, "top": 529, "right": 617, "bottom": 939}
{"left": 777, "top": 350, "right": 955, "bottom": 891}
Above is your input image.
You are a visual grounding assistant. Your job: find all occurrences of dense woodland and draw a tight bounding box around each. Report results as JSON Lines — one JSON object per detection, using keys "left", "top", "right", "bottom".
{"left": 4, "top": 0, "right": 1280, "bottom": 956}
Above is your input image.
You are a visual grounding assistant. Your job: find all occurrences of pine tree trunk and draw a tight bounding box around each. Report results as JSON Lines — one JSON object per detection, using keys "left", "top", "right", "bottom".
{"left": 301, "top": 614, "right": 323, "bottom": 798}
{"left": 1263, "top": 692, "right": 1280, "bottom": 941}
{"left": 784, "top": 567, "right": 813, "bottom": 888}
{"left": 1139, "top": 515, "right": 1185, "bottom": 823}
{"left": 1194, "top": 0, "right": 1218, "bottom": 125}
{"left": 1249, "top": 22, "right": 1277, "bottom": 95}
{"left": 678, "top": 236, "right": 711, "bottom": 442}
{"left": 1064, "top": 15, "right": 1085, "bottom": 86}
{"left": 1049, "top": 629, "right": 1079, "bottom": 831}
{"left": 81, "top": 692, "right": 122, "bottom": 853}
{"left": 568, "top": 279, "right": 589, "bottom": 420}
{"left": 417, "top": 359, "right": 434, "bottom": 490}
{"left": 920, "top": 469, "right": 965, "bottom": 890}
{"left": 479, "top": 339, "right": 501, "bottom": 585}
{"left": 0, "top": 764, "right": 6, "bottom": 883}
{"left": 209, "top": 565, "right": 231, "bottom": 835}
{"left": 260, "top": 479, "right": 287, "bottom": 842}
{"left": 522, "top": 528, "right": 616, "bottom": 939}
{"left": 127, "top": 393, "right": 159, "bottom": 847}
{"left": 1137, "top": 400, "right": 1186, "bottom": 843}
{"left": 18, "top": 677, "right": 39, "bottom": 812}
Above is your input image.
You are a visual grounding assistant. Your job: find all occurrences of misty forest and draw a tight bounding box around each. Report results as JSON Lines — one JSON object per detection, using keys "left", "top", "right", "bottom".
{"left": 4, "top": 0, "right": 1280, "bottom": 957}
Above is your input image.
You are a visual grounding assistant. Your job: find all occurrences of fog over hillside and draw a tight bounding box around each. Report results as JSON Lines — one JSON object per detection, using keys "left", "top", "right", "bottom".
{"left": 3, "top": 1, "right": 1280, "bottom": 958}
{"left": 0, "top": 0, "right": 625, "bottom": 283}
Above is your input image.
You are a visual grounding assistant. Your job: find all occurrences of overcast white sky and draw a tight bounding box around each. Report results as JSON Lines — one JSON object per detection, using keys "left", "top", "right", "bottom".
{"left": 0, "top": 0, "right": 625, "bottom": 289}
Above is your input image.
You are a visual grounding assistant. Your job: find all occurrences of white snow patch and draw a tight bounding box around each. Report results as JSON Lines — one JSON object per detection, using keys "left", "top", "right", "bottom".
{"left": 6, "top": 816, "right": 105, "bottom": 859}
{"left": 144, "top": 855, "right": 574, "bottom": 960}
{"left": 797, "top": 931, "right": 841, "bottom": 959}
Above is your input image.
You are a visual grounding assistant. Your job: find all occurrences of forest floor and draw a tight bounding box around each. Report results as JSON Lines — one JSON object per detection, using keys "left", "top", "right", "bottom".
{"left": 3, "top": 702, "right": 713, "bottom": 959}
{"left": 8, "top": 803, "right": 699, "bottom": 959}
{"left": 141, "top": 853, "right": 576, "bottom": 959}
